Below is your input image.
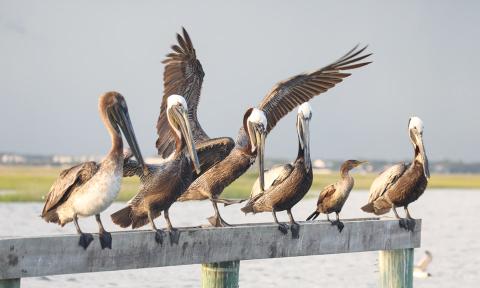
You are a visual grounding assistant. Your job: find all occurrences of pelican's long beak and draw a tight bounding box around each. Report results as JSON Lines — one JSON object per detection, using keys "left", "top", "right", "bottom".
{"left": 414, "top": 131, "right": 430, "bottom": 179}
{"left": 113, "top": 103, "right": 145, "bottom": 169}
{"left": 298, "top": 116, "right": 311, "bottom": 172}
{"left": 255, "top": 128, "right": 266, "bottom": 191}
{"left": 176, "top": 107, "right": 201, "bottom": 174}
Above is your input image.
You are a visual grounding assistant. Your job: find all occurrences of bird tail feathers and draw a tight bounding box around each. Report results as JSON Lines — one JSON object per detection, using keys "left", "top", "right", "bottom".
{"left": 240, "top": 201, "right": 255, "bottom": 214}
{"left": 306, "top": 211, "right": 320, "bottom": 221}
{"left": 361, "top": 198, "right": 392, "bottom": 215}
{"left": 111, "top": 206, "right": 134, "bottom": 228}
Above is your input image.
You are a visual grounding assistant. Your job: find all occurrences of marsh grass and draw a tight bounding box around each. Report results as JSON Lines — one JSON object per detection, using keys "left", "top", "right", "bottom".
{"left": 1, "top": 166, "right": 479, "bottom": 202}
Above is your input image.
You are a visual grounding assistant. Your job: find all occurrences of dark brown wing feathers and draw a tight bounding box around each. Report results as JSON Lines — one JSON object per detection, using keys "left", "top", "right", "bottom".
{"left": 318, "top": 184, "right": 336, "bottom": 206}
{"left": 41, "top": 161, "right": 99, "bottom": 216}
{"left": 194, "top": 137, "right": 235, "bottom": 179}
{"left": 156, "top": 27, "right": 207, "bottom": 158}
{"left": 259, "top": 45, "right": 371, "bottom": 133}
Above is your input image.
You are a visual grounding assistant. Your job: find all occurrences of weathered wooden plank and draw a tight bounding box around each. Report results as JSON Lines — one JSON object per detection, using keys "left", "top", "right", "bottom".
{"left": 379, "top": 249, "right": 414, "bottom": 288}
{"left": 201, "top": 261, "right": 239, "bottom": 288}
{"left": 0, "top": 218, "right": 420, "bottom": 279}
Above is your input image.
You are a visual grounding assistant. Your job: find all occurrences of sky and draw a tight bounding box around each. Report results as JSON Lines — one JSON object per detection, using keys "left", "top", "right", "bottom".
{"left": 0, "top": 0, "right": 479, "bottom": 162}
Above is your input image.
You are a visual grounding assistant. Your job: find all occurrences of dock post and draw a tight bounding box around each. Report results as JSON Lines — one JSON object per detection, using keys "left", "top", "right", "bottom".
{"left": 201, "top": 261, "right": 240, "bottom": 288}
{"left": 0, "top": 279, "right": 20, "bottom": 288}
{"left": 379, "top": 248, "right": 414, "bottom": 288}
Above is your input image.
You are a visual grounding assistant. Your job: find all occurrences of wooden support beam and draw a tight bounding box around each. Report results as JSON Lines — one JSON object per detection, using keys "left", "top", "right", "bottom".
{"left": 0, "top": 218, "right": 420, "bottom": 280}
{"left": 0, "top": 279, "right": 20, "bottom": 288}
{"left": 201, "top": 261, "right": 239, "bottom": 288}
{"left": 379, "top": 248, "right": 414, "bottom": 288}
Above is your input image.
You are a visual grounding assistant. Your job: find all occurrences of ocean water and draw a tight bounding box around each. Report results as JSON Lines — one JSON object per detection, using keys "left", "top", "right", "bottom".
{"left": 1, "top": 189, "right": 479, "bottom": 287}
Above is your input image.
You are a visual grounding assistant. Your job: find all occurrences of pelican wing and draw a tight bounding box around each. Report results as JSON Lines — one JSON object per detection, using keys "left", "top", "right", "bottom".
{"left": 156, "top": 27, "right": 207, "bottom": 158}
{"left": 122, "top": 148, "right": 143, "bottom": 177}
{"left": 258, "top": 45, "right": 371, "bottom": 134}
{"left": 193, "top": 137, "right": 235, "bottom": 179}
{"left": 416, "top": 250, "right": 432, "bottom": 271}
{"left": 41, "top": 161, "right": 99, "bottom": 215}
{"left": 318, "top": 184, "right": 337, "bottom": 205}
{"left": 368, "top": 163, "right": 407, "bottom": 203}
{"left": 250, "top": 164, "right": 294, "bottom": 200}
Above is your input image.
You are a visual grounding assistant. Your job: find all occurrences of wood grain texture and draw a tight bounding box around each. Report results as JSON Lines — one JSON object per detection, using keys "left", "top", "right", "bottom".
{"left": 202, "top": 261, "right": 239, "bottom": 288}
{"left": 0, "top": 218, "right": 420, "bottom": 279}
{"left": 379, "top": 248, "right": 414, "bottom": 288}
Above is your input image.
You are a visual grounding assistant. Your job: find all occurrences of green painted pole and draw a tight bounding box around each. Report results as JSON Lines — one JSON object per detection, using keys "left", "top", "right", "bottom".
{"left": 201, "top": 261, "right": 240, "bottom": 288}
{"left": 379, "top": 248, "right": 414, "bottom": 288}
{"left": 0, "top": 279, "right": 20, "bottom": 288}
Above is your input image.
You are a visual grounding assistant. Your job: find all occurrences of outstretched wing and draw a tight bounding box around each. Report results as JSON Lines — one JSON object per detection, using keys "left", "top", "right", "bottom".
{"left": 318, "top": 184, "right": 336, "bottom": 205}
{"left": 41, "top": 161, "right": 99, "bottom": 215}
{"left": 368, "top": 163, "right": 407, "bottom": 203}
{"left": 258, "top": 45, "right": 372, "bottom": 134}
{"left": 156, "top": 27, "right": 207, "bottom": 158}
{"left": 250, "top": 164, "right": 294, "bottom": 200}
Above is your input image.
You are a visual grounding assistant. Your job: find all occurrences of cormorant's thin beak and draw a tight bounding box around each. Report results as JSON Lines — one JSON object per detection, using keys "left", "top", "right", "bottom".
{"left": 177, "top": 107, "right": 201, "bottom": 174}
{"left": 415, "top": 132, "right": 430, "bottom": 179}
{"left": 357, "top": 161, "right": 368, "bottom": 167}
{"left": 114, "top": 104, "right": 145, "bottom": 169}
{"left": 255, "top": 128, "right": 266, "bottom": 192}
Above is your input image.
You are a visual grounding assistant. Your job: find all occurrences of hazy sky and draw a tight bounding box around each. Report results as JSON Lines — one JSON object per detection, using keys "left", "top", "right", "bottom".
{"left": 0, "top": 0, "right": 479, "bottom": 162}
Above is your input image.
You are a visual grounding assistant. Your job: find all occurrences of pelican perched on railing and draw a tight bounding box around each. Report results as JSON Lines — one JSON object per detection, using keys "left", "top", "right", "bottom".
{"left": 306, "top": 159, "right": 367, "bottom": 232}
{"left": 111, "top": 95, "right": 201, "bottom": 244}
{"left": 41, "top": 92, "right": 145, "bottom": 250}
{"left": 361, "top": 116, "right": 429, "bottom": 231}
{"left": 241, "top": 103, "right": 313, "bottom": 238}
{"left": 155, "top": 28, "right": 372, "bottom": 227}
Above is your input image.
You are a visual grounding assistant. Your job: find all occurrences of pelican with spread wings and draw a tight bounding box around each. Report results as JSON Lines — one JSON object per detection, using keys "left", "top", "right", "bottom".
{"left": 155, "top": 28, "right": 372, "bottom": 227}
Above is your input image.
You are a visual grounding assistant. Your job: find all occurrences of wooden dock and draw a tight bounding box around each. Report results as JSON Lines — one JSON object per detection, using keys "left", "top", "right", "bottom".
{"left": 0, "top": 218, "right": 421, "bottom": 287}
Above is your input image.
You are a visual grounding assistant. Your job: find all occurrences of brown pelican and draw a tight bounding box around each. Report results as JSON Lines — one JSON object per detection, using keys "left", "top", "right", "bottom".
{"left": 306, "top": 160, "right": 367, "bottom": 232}
{"left": 361, "top": 116, "right": 429, "bottom": 231}
{"left": 241, "top": 103, "right": 313, "bottom": 238}
{"left": 156, "top": 28, "right": 235, "bottom": 171}
{"left": 156, "top": 28, "right": 372, "bottom": 227}
{"left": 111, "top": 95, "right": 201, "bottom": 244}
{"left": 41, "top": 92, "right": 145, "bottom": 250}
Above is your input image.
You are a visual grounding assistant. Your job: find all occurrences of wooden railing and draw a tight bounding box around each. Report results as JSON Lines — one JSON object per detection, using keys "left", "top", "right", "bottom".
{"left": 0, "top": 218, "right": 421, "bottom": 288}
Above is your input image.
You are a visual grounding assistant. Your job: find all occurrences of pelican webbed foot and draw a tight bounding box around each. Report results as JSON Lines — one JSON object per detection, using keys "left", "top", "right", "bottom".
{"left": 290, "top": 222, "right": 300, "bottom": 239}
{"left": 167, "top": 228, "right": 180, "bottom": 244}
{"left": 95, "top": 214, "right": 112, "bottom": 249}
{"left": 273, "top": 210, "right": 288, "bottom": 235}
{"left": 404, "top": 207, "right": 416, "bottom": 231}
{"left": 154, "top": 229, "right": 165, "bottom": 244}
{"left": 148, "top": 210, "right": 164, "bottom": 244}
{"left": 99, "top": 230, "right": 112, "bottom": 249}
{"left": 163, "top": 209, "right": 180, "bottom": 244}
{"left": 277, "top": 223, "right": 289, "bottom": 235}
{"left": 287, "top": 209, "right": 300, "bottom": 239}
{"left": 73, "top": 214, "right": 93, "bottom": 250}
{"left": 79, "top": 233, "right": 94, "bottom": 250}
